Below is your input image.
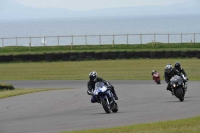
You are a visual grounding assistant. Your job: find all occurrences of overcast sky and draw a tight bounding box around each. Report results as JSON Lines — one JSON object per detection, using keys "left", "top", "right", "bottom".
{"left": 13, "top": 0, "right": 188, "bottom": 11}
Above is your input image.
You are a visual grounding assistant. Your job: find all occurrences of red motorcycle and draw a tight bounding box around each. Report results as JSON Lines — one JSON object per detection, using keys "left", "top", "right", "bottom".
{"left": 152, "top": 71, "right": 161, "bottom": 84}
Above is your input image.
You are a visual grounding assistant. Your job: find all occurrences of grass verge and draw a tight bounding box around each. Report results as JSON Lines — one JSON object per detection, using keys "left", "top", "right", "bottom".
{"left": 0, "top": 58, "right": 199, "bottom": 80}
{"left": 0, "top": 88, "right": 69, "bottom": 99}
{"left": 59, "top": 116, "right": 200, "bottom": 133}
{"left": 0, "top": 43, "right": 200, "bottom": 55}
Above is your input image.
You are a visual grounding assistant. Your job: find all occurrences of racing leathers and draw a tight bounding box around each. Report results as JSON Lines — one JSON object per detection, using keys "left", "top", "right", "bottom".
{"left": 175, "top": 67, "right": 188, "bottom": 90}
{"left": 175, "top": 67, "right": 188, "bottom": 79}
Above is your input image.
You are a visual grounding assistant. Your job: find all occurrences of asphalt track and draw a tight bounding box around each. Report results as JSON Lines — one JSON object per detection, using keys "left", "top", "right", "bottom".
{"left": 0, "top": 80, "right": 200, "bottom": 133}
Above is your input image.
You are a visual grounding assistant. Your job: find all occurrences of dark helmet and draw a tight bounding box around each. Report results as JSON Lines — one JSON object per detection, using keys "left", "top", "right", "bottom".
{"left": 165, "top": 64, "right": 172, "bottom": 73}
{"left": 89, "top": 71, "right": 97, "bottom": 82}
{"left": 174, "top": 62, "right": 181, "bottom": 69}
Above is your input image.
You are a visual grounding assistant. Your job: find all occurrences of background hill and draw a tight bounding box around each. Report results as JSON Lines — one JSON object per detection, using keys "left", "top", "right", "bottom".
{"left": 0, "top": 0, "right": 199, "bottom": 20}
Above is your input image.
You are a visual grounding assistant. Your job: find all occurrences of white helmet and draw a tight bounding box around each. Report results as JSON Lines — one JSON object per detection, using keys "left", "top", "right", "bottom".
{"left": 89, "top": 71, "right": 97, "bottom": 81}
{"left": 165, "top": 64, "right": 172, "bottom": 73}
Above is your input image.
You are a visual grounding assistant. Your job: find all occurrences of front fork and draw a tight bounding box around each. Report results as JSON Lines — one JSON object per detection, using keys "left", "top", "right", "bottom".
{"left": 97, "top": 95, "right": 110, "bottom": 105}
{"left": 182, "top": 75, "right": 188, "bottom": 90}
{"left": 184, "top": 82, "right": 188, "bottom": 91}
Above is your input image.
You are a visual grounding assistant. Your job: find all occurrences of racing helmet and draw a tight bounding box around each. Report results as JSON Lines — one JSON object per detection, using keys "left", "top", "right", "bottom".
{"left": 165, "top": 64, "right": 172, "bottom": 73}
{"left": 89, "top": 71, "right": 97, "bottom": 82}
{"left": 152, "top": 70, "right": 155, "bottom": 75}
{"left": 174, "top": 62, "right": 181, "bottom": 69}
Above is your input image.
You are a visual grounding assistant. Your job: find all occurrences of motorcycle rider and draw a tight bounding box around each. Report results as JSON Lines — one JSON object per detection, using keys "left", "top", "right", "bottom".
{"left": 151, "top": 70, "right": 158, "bottom": 79}
{"left": 174, "top": 62, "right": 188, "bottom": 80}
{"left": 152, "top": 70, "right": 161, "bottom": 84}
{"left": 87, "top": 71, "right": 118, "bottom": 103}
{"left": 174, "top": 62, "right": 188, "bottom": 90}
{"left": 164, "top": 64, "right": 186, "bottom": 95}
{"left": 151, "top": 70, "right": 156, "bottom": 76}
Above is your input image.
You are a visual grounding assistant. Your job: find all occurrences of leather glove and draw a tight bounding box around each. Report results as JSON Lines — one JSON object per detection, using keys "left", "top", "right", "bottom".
{"left": 87, "top": 90, "right": 93, "bottom": 96}
{"left": 107, "top": 85, "right": 112, "bottom": 90}
{"left": 183, "top": 78, "right": 187, "bottom": 82}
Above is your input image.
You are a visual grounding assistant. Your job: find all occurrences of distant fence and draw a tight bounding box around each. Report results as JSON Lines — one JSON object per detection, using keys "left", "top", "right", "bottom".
{"left": 1, "top": 33, "right": 200, "bottom": 48}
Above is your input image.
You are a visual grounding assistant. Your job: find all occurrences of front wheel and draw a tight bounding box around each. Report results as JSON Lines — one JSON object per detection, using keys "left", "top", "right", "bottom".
{"left": 101, "top": 97, "right": 111, "bottom": 114}
{"left": 157, "top": 80, "right": 161, "bottom": 84}
{"left": 175, "top": 88, "right": 184, "bottom": 102}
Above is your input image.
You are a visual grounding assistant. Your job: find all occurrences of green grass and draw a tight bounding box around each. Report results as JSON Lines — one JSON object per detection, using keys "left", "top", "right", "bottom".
{"left": 0, "top": 43, "right": 199, "bottom": 133}
{"left": 0, "top": 88, "right": 69, "bottom": 99}
{"left": 0, "top": 58, "right": 199, "bottom": 80}
{"left": 59, "top": 116, "right": 200, "bottom": 133}
{"left": 0, "top": 43, "right": 200, "bottom": 55}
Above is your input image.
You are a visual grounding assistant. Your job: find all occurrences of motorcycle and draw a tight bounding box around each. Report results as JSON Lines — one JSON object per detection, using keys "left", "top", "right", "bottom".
{"left": 152, "top": 71, "right": 161, "bottom": 84}
{"left": 93, "top": 82, "right": 118, "bottom": 114}
{"left": 170, "top": 75, "right": 186, "bottom": 101}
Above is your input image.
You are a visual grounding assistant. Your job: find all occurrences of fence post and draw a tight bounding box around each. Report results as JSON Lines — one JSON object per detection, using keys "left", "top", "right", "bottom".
{"left": 181, "top": 33, "right": 182, "bottom": 44}
{"left": 71, "top": 43, "right": 73, "bottom": 49}
{"left": 194, "top": 33, "right": 196, "bottom": 43}
{"left": 99, "top": 35, "right": 101, "bottom": 45}
{"left": 140, "top": 34, "right": 142, "bottom": 44}
{"left": 85, "top": 35, "right": 87, "bottom": 46}
{"left": 168, "top": 34, "right": 169, "bottom": 44}
{"left": 127, "top": 34, "right": 128, "bottom": 44}
{"left": 44, "top": 36, "right": 46, "bottom": 46}
{"left": 154, "top": 33, "right": 156, "bottom": 42}
{"left": 2, "top": 38, "right": 4, "bottom": 49}
{"left": 71, "top": 35, "right": 73, "bottom": 46}
{"left": 58, "top": 36, "right": 59, "bottom": 46}
{"left": 16, "top": 37, "right": 18, "bottom": 46}
{"left": 29, "top": 37, "right": 31, "bottom": 50}
{"left": 112, "top": 34, "right": 114, "bottom": 47}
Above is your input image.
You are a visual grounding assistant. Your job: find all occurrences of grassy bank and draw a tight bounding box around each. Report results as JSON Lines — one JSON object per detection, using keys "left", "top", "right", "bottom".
{"left": 0, "top": 43, "right": 200, "bottom": 55}
{"left": 0, "top": 88, "right": 69, "bottom": 99}
{"left": 0, "top": 43, "right": 199, "bottom": 133}
{"left": 59, "top": 116, "right": 200, "bottom": 133}
{"left": 0, "top": 58, "right": 199, "bottom": 80}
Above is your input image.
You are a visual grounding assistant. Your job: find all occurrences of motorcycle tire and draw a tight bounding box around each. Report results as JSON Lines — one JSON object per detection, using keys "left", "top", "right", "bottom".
{"left": 176, "top": 88, "right": 184, "bottom": 102}
{"left": 112, "top": 102, "right": 118, "bottom": 113}
{"left": 157, "top": 80, "right": 161, "bottom": 84}
{"left": 101, "top": 98, "right": 111, "bottom": 114}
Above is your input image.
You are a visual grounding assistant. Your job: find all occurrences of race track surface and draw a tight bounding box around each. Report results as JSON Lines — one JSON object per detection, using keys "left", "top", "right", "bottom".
{"left": 0, "top": 80, "right": 200, "bottom": 133}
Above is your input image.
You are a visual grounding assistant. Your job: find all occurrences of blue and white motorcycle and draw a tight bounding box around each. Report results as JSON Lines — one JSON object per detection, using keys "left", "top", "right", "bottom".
{"left": 93, "top": 82, "right": 118, "bottom": 114}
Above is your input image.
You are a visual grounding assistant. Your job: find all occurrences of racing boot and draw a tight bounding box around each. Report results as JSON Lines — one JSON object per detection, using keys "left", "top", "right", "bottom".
{"left": 166, "top": 86, "right": 171, "bottom": 91}
{"left": 112, "top": 87, "right": 118, "bottom": 100}
{"left": 113, "top": 94, "right": 118, "bottom": 100}
{"left": 171, "top": 90, "right": 174, "bottom": 96}
{"left": 166, "top": 85, "right": 174, "bottom": 95}
{"left": 111, "top": 87, "right": 118, "bottom": 100}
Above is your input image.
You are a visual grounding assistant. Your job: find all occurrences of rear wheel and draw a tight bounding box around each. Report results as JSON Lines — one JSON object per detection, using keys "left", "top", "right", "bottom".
{"left": 101, "top": 98, "right": 111, "bottom": 114}
{"left": 112, "top": 102, "right": 118, "bottom": 113}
